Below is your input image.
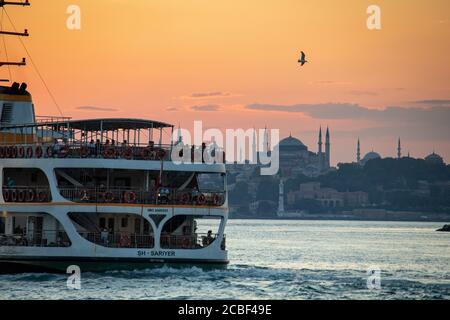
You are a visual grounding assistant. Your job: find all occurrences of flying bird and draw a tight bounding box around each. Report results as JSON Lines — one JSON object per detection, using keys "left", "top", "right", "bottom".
{"left": 298, "top": 51, "right": 308, "bottom": 66}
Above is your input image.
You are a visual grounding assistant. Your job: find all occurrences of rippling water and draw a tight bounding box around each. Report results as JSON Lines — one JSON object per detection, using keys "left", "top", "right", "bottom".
{"left": 1, "top": 220, "right": 449, "bottom": 300}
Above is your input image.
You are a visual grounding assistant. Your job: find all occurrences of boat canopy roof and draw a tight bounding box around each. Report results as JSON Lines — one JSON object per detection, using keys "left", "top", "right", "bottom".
{"left": 1, "top": 118, "right": 174, "bottom": 131}
{"left": 56, "top": 118, "right": 173, "bottom": 131}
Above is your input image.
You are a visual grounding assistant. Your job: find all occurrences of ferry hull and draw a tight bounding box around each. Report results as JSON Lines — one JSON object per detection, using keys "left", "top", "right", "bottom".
{"left": 0, "top": 256, "right": 229, "bottom": 274}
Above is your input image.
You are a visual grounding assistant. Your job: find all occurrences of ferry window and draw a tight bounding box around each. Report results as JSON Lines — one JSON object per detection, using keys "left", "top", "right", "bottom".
{"left": 143, "top": 220, "right": 150, "bottom": 234}
{"left": 99, "top": 218, "right": 106, "bottom": 229}
{"left": 196, "top": 173, "right": 225, "bottom": 192}
{"left": 0, "top": 217, "right": 5, "bottom": 234}
{"left": 135, "top": 218, "right": 141, "bottom": 233}
{"left": 121, "top": 217, "right": 128, "bottom": 228}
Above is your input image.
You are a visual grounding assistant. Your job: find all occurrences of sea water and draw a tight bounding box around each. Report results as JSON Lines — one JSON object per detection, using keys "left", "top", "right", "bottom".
{"left": 0, "top": 220, "right": 449, "bottom": 300}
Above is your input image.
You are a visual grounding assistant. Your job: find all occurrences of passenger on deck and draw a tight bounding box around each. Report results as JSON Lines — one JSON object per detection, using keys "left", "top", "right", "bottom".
{"left": 95, "top": 139, "right": 101, "bottom": 156}
{"left": 101, "top": 228, "right": 109, "bottom": 245}
{"left": 6, "top": 177, "right": 16, "bottom": 187}
{"left": 52, "top": 139, "right": 61, "bottom": 155}
{"left": 88, "top": 140, "right": 96, "bottom": 156}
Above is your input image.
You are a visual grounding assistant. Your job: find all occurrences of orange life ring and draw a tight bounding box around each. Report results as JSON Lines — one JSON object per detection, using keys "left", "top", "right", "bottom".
{"left": 17, "top": 147, "right": 25, "bottom": 158}
{"left": 25, "top": 189, "right": 35, "bottom": 202}
{"left": 103, "top": 191, "right": 115, "bottom": 202}
{"left": 38, "top": 191, "right": 48, "bottom": 202}
{"left": 26, "top": 146, "right": 33, "bottom": 158}
{"left": 197, "top": 193, "right": 206, "bottom": 206}
{"left": 123, "top": 191, "right": 137, "bottom": 203}
{"left": 2, "top": 189, "right": 10, "bottom": 202}
{"left": 10, "top": 146, "right": 17, "bottom": 158}
{"left": 35, "top": 146, "right": 43, "bottom": 158}
{"left": 180, "top": 192, "right": 191, "bottom": 204}
{"left": 213, "top": 194, "right": 223, "bottom": 206}
{"left": 10, "top": 189, "right": 18, "bottom": 202}
{"left": 46, "top": 146, "right": 54, "bottom": 158}
{"left": 17, "top": 189, "right": 26, "bottom": 202}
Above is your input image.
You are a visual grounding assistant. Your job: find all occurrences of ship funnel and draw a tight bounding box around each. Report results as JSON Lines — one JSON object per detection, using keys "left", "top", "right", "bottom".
{"left": 19, "top": 82, "right": 27, "bottom": 92}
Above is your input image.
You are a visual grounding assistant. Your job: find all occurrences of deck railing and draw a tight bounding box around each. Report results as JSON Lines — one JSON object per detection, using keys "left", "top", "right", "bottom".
{"left": 0, "top": 142, "right": 226, "bottom": 163}
{"left": 160, "top": 233, "right": 219, "bottom": 249}
{"left": 0, "top": 231, "right": 71, "bottom": 247}
{"left": 58, "top": 187, "right": 226, "bottom": 206}
{"left": 78, "top": 232, "right": 155, "bottom": 249}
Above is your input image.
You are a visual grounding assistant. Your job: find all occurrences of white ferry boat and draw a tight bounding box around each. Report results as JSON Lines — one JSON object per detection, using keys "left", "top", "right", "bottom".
{"left": 0, "top": 1, "right": 228, "bottom": 272}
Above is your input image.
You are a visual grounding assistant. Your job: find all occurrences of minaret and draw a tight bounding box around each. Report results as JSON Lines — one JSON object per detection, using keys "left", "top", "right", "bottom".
{"left": 277, "top": 179, "right": 285, "bottom": 215}
{"left": 262, "top": 126, "right": 268, "bottom": 154}
{"left": 325, "top": 127, "right": 331, "bottom": 168}
{"left": 318, "top": 126, "right": 323, "bottom": 169}
{"left": 397, "top": 138, "right": 402, "bottom": 159}
{"left": 357, "top": 138, "right": 361, "bottom": 163}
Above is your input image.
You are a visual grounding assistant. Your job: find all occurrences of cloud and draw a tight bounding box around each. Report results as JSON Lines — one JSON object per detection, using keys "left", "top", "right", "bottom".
{"left": 179, "top": 91, "right": 239, "bottom": 100}
{"left": 246, "top": 103, "right": 450, "bottom": 141}
{"left": 77, "top": 106, "right": 118, "bottom": 112}
{"left": 412, "top": 100, "right": 450, "bottom": 107}
{"left": 166, "top": 106, "right": 179, "bottom": 112}
{"left": 190, "top": 104, "right": 221, "bottom": 112}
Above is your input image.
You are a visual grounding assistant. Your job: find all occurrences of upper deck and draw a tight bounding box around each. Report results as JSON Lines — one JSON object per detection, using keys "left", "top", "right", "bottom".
{"left": 0, "top": 118, "right": 226, "bottom": 167}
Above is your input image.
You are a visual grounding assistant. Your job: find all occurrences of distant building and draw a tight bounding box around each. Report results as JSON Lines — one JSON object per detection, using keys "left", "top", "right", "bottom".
{"left": 287, "top": 182, "right": 369, "bottom": 209}
{"left": 275, "top": 127, "right": 332, "bottom": 177}
{"left": 425, "top": 152, "right": 445, "bottom": 165}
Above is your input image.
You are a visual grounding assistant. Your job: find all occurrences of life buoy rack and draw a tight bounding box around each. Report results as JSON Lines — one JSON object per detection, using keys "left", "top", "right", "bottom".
{"left": 123, "top": 191, "right": 137, "bottom": 203}
{"left": 26, "top": 146, "right": 33, "bottom": 158}
{"left": 35, "top": 146, "right": 43, "bottom": 158}
{"left": 17, "top": 147, "right": 25, "bottom": 158}
{"left": 197, "top": 193, "right": 206, "bottom": 206}
{"left": 80, "top": 146, "right": 90, "bottom": 158}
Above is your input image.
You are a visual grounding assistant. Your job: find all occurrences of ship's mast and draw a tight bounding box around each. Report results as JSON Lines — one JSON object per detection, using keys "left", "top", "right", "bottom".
{"left": 0, "top": 0, "right": 29, "bottom": 71}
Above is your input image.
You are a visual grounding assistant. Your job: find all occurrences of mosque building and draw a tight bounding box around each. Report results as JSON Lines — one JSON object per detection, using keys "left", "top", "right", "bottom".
{"left": 274, "top": 127, "right": 332, "bottom": 177}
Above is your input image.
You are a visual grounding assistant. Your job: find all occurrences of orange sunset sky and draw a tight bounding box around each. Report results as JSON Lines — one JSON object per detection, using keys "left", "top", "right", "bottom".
{"left": 1, "top": 0, "right": 449, "bottom": 164}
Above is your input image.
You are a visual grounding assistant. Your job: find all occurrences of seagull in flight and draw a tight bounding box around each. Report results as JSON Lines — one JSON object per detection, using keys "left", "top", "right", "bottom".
{"left": 298, "top": 51, "right": 308, "bottom": 66}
